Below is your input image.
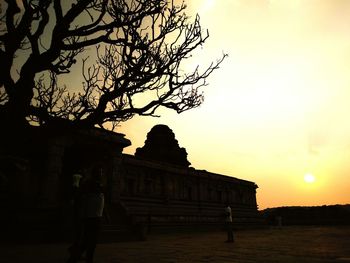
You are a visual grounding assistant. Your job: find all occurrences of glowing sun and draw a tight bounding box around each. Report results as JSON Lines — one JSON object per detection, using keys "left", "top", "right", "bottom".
{"left": 304, "top": 173, "right": 316, "bottom": 183}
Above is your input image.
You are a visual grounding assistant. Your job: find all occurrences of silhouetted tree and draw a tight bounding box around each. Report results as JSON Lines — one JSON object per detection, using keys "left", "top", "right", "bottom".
{"left": 0, "top": 0, "right": 225, "bottom": 130}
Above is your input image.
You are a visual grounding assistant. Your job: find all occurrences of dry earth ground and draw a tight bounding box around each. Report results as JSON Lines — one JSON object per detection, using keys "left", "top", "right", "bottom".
{"left": 2, "top": 226, "right": 350, "bottom": 263}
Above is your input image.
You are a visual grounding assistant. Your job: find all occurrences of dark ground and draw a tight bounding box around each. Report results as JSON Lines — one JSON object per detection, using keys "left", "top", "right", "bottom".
{"left": 1, "top": 226, "right": 350, "bottom": 263}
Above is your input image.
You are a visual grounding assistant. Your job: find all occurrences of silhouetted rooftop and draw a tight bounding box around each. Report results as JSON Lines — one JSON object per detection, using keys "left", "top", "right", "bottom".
{"left": 135, "top": 124, "right": 191, "bottom": 167}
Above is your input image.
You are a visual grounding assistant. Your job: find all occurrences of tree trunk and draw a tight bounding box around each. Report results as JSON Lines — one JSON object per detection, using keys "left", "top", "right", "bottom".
{"left": 0, "top": 76, "right": 34, "bottom": 156}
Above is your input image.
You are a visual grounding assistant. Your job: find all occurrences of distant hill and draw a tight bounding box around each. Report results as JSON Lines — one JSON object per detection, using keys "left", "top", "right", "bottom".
{"left": 261, "top": 204, "right": 350, "bottom": 226}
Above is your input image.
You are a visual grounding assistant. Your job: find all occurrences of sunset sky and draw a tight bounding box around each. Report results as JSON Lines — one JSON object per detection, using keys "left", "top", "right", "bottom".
{"left": 118, "top": 0, "right": 350, "bottom": 209}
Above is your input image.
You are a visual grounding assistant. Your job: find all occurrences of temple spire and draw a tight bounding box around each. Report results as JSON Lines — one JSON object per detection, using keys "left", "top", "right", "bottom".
{"left": 135, "top": 125, "right": 191, "bottom": 167}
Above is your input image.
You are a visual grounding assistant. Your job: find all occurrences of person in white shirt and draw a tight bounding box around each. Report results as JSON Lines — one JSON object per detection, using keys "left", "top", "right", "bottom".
{"left": 225, "top": 205, "right": 234, "bottom": 243}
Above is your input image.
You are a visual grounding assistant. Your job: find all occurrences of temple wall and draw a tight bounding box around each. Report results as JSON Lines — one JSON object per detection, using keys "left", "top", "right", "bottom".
{"left": 116, "top": 155, "right": 261, "bottom": 229}
{"left": 0, "top": 124, "right": 262, "bottom": 242}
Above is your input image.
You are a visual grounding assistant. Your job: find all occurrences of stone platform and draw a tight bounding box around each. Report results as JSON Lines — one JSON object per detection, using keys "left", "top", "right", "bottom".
{"left": 1, "top": 226, "right": 350, "bottom": 262}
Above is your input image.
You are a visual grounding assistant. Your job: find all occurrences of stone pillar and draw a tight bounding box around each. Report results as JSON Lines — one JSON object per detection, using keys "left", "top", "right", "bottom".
{"left": 196, "top": 177, "right": 201, "bottom": 203}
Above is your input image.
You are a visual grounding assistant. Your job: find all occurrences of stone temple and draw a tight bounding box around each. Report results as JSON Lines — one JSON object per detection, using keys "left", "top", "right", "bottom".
{"left": 0, "top": 124, "right": 262, "bottom": 241}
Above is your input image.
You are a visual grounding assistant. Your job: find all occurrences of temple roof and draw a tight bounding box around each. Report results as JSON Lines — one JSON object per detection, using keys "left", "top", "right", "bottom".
{"left": 135, "top": 124, "right": 191, "bottom": 167}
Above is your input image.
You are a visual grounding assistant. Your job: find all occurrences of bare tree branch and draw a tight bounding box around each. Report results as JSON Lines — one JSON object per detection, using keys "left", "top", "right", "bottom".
{"left": 1, "top": 0, "right": 226, "bottom": 131}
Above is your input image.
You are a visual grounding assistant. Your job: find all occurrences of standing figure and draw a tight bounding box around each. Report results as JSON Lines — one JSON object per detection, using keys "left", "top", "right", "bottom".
{"left": 224, "top": 205, "right": 234, "bottom": 243}
{"left": 70, "top": 169, "right": 84, "bottom": 248}
{"left": 67, "top": 167, "right": 105, "bottom": 263}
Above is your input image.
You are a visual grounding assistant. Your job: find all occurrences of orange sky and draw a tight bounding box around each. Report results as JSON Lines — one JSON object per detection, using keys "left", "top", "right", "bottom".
{"left": 118, "top": 0, "right": 350, "bottom": 209}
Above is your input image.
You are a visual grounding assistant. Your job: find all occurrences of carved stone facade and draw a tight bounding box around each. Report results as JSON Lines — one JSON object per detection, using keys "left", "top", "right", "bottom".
{"left": 118, "top": 155, "right": 259, "bottom": 228}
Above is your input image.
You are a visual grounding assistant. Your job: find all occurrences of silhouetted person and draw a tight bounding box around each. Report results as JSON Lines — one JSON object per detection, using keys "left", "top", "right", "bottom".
{"left": 224, "top": 205, "right": 234, "bottom": 243}
{"left": 67, "top": 168, "right": 105, "bottom": 263}
{"left": 276, "top": 215, "right": 282, "bottom": 229}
